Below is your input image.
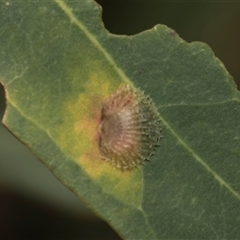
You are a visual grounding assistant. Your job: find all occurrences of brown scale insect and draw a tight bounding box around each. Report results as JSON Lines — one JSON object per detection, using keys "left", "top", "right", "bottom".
{"left": 98, "top": 85, "right": 161, "bottom": 171}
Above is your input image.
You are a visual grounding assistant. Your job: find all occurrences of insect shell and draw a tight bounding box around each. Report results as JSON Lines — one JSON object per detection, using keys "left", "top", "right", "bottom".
{"left": 98, "top": 85, "right": 161, "bottom": 171}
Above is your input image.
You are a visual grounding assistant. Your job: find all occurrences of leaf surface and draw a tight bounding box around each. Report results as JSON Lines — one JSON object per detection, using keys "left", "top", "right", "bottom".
{"left": 1, "top": 1, "right": 240, "bottom": 239}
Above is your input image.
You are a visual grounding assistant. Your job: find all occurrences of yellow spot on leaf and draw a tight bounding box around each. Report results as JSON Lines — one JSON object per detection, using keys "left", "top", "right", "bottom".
{"left": 56, "top": 69, "right": 143, "bottom": 207}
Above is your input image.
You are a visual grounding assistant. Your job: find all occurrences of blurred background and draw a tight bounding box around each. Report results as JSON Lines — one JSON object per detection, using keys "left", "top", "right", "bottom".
{"left": 1, "top": 1, "right": 240, "bottom": 239}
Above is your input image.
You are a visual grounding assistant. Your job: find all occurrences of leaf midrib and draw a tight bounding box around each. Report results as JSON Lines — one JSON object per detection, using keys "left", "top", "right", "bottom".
{"left": 160, "top": 113, "right": 240, "bottom": 201}
{"left": 55, "top": 0, "right": 133, "bottom": 87}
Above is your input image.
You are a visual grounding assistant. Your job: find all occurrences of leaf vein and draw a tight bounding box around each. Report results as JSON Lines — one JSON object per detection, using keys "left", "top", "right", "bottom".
{"left": 160, "top": 115, "right": 240, "bottom": 201}
{"left": 159, "top": 98, "right": 239, "bottom": 108}
{"left": 54, "top": 0, "right": 132, "bottom": 86}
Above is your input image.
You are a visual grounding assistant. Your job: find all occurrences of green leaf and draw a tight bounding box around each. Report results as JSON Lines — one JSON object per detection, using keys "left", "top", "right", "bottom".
{"left": 1, "top": 1, "right": 240, "bottom": 239}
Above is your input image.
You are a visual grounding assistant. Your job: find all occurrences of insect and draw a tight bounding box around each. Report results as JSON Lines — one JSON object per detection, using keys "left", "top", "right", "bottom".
{"left": 98, "top": 85, "right": 161, "bottom": 171}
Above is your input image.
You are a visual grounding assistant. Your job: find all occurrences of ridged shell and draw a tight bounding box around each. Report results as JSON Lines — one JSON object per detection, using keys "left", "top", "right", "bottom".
{"left": 98, "top": 85, "right": 161, "bottom": 171}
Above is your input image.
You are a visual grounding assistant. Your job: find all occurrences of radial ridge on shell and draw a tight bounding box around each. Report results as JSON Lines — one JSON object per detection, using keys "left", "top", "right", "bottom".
{"left": 98, "top": 85, "right": 161, "bottom": 171}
